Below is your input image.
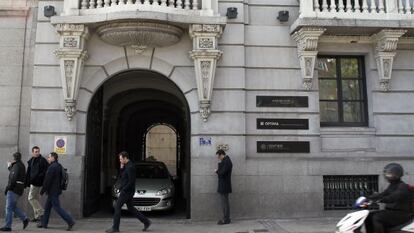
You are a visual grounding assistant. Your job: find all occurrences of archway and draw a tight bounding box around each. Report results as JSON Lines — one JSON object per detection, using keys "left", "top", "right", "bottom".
{"left": 83, "top": 70, "right": 191, "bottom": 218}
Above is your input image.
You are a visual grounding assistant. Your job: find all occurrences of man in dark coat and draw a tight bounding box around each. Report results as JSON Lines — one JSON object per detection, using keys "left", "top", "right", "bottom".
{"left": 38, "top": 152, "right": 75, "bottom": 231}
{"left": 215, "top": 149, "right": 233, "bottom": 225}
{"left": 26, "top": 146, "right": 48, "bottom": 222}
{"left": 106, "top": 151, "right": 151, "bottom": 233}
{"left": 364, "top": 163, "right": 414, "bottom": 233}
{"left": 0, "top": 152, "right": 29, "bottom": 231}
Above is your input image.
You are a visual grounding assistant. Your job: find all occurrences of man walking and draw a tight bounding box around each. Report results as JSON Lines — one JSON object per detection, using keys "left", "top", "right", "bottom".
{"left": 0, "top": 152, "right": 29, "bottom": 231}
{"left": 26, "top": 146, "right": 48, "bottom": 222}
{"left": 106, "top": 151, "right": 151, "bottom": 233}
{"left": 215, "top": 149, "right": 233, "bottom": 225}
{"left": 38, "top": 152, "right": 75, "bottom": 231}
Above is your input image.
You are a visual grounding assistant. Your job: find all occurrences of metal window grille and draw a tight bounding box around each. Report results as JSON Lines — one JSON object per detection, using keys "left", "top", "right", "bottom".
{"left": 323, "top": 175, "right": 378, "bottom": 210}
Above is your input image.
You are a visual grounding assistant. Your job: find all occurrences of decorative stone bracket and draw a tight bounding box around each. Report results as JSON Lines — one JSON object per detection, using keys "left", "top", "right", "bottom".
{"left": 292, "top": 27, "right": 326, "bottom": 90}
{"left": 54, "top": 24, "right": 89, "bottom": 120}
{"left": 189, "top": 24, "right": 223, "bottom": 122}
{"left": 371, "top": 29, "right": 407, "bottom": 91}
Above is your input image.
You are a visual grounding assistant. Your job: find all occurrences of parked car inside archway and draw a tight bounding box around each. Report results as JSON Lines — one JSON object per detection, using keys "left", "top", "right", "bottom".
{"left": 112, "top": 161, "right": 175, "bottom": 211}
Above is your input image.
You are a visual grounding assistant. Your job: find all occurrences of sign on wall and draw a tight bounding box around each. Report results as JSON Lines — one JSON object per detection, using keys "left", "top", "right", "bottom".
{"left": 257, "top": 141, "right": 310, "bottom": 153}
{"left": 256, "top": 96, "right": 309, "bottom": 108}
{"left": 54, "top": 136, "right": 67, "bottom": 154}
{"left": 199, "top": 137, "right": 212, "bottom": 146}
{"left": 257, "top": 118, "right": 309, "bottom": 130}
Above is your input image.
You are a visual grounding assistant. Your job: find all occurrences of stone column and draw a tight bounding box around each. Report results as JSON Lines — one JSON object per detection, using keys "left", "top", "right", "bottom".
{"left": 371, "top": 29, "right": 406, "bottom": 91}
{"left": 189, "top": 24, "right": 223, "bottom": 122}
{"left": 292, "top": 27, "right": 326, "bottom": 90}
{"left": 54, "top": 24, "right": 89, "bottom": 120}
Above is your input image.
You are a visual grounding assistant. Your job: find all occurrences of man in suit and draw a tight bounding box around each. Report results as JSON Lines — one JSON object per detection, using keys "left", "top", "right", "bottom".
{"left": 106, "top": 151, "right": 151, "bottom": 233}
{"left": 38, "top": 152, "right": 75, "bottom": 231}
{"left": 215, "top": 149, "right": 233, "bottom": 225}
{"left": 0, "top": 152, "right": 29, "bottom": 231}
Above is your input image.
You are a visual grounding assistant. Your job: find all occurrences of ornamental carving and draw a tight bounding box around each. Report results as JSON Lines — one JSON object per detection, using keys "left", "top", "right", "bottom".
{"left": 198, "top": 37, "right": 214, "bottom": 49}
{"left": 371, "top": 29, "right": 406, "bottom": 91}
{"left": 189, "top": 24, "right": 224, "bottom": 122}
{"left": 96, "top": 22, "right": 184, "bottom": 49}
{"left": 292, "top": 27, "right": 325, "bottom": 90}
{"left": 53, "top": 23, "right": 89, "bottom": 120}
{"left": 64, "top": 60, "right": 75, "bottom": 98}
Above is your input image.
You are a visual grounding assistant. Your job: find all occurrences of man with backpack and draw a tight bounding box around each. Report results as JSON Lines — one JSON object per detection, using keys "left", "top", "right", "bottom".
{"left": 38, "top": 152, "right": 75, "bottom": 231}
{"left": 25, "top": 146, "right": 48, "bottom": 222}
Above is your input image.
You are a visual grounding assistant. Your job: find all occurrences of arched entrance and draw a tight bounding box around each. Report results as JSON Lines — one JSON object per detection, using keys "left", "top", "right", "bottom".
{"left": 83, "top": 70, "right": 191, "bottom": 218}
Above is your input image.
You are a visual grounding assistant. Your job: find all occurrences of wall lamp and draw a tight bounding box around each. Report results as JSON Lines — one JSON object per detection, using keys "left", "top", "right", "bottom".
{"left": 277, "top": 10, "right": 289, "bottom": 22}
{"left": 226, "top": 7, "right": 238, "bottom": 19}
{"left": 44, "top": 5, "right": 56, "bottom": 17}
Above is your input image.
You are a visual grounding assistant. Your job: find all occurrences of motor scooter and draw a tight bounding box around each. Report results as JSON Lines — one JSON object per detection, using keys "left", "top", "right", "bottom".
{"left": 335, "top": 197, "right": 414, "bottom": 233}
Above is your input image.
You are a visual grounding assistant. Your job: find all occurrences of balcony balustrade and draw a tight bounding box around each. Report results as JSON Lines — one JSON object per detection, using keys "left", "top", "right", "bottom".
{"left": 298, "top": 0, "right": 414, "bottom": 20}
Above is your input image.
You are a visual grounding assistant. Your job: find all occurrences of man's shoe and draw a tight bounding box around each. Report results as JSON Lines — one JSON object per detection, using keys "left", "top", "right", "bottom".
{"left": 23, "top": 218, "right": 29, "bottom": 229}
{"left": 67, "top": 222, "right": 75, "bottom": 231}
{"left": 105, "top": 228, "right": 120, "bottom": 233}
{"left": 143, "top": 220, "right": 151, "bottom": 231}
{"left": 217, "top": 220, "right": 230, "bottom": 225}
{"left": 0, "top": 227, "right": 11, "bottom": 232}
{"left": 37, "top": 223, "right": 47, "bottom": 229}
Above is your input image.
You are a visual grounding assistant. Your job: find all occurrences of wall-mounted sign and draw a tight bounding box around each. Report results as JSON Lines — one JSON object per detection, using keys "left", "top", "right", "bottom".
{"left": 199, "top": 137, "right": 212, "bottom": 146}
{"left": 54, "top": 136, "right": 67, "bottom": 154}
{"left": 257, "top": 118, "right": 309, "bottom": 130}
{"left": 257, "top": 141, "right": 310, "bottom": 153}
{"left": 256, "top": 96, "right": 309, "bottom": 107}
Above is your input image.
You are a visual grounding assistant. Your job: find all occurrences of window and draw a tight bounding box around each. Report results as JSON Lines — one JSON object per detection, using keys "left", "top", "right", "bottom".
{"left": 317, "top": 56, "right": 368, "bottom": 126}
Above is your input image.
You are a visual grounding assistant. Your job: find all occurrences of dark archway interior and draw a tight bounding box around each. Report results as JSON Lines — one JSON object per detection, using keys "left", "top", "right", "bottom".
{"left": 83, "top": 70, "right": 191, "bottom": 218}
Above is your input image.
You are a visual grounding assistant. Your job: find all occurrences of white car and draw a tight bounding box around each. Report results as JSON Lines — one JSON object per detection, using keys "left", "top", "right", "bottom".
{"left": 112, "top": 161, "right": 175, "bottom": 211}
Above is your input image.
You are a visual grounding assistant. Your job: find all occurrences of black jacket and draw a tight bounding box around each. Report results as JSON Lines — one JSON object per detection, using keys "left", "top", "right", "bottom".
{"left": 216, "top": 156, "right": 233, "bottom": 194}
{"left": 119, "top": 161, "right": 136, "bottom": 196}
{"left": 40, "top": 161, "right": 62, "bottom": 196}
{"left": 6, "top": 160, "right": 26, "bottom": 196}
{"left": 369, "top": 180, "right": 414, "bottom": 212}
{"left": 26, "top": 155, "right": 48, "bottom": 187}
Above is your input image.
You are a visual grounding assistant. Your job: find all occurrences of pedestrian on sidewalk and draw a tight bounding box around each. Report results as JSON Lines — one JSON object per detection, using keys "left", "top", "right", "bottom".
{"left": 25, "top": 146, "right": 48, "bottom": 222}
{"left": 37, "top": 152, "right": 75, "bottom": 231}
{"left": 0, "top": 152, "right": 29, "bottom": 231}
{"left": 215, "top": 149, "right": 233, "bottom": 225}
{"left": 106, "top": 151, "right": 151, "bottom": 233}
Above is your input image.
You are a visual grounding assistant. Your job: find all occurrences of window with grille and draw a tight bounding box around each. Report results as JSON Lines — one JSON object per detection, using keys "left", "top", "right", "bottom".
{"left": 323, "top": 175, "right": 378, "bottom": 210}
{"left": 317, "top": 56, "right": 368, "bottom": 127}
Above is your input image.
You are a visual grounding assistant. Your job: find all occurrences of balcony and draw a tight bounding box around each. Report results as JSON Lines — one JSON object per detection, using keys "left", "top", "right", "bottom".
{"left": 292, "top": 0, "right": 414, "bottom": 36}
{"left": 52, "top": 0, "right": 225, "bottom": 25}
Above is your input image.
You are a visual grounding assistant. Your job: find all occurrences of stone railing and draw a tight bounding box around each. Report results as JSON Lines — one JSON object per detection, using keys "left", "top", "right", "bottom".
{"left": 70, "top": 0, "right": 217, "bottom": 16}
{"left": 298, "top": 0, "right": 414, "bottom": 20}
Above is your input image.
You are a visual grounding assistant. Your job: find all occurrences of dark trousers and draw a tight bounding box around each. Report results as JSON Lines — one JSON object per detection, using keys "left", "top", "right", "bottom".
{"left": 219, "top": 193, "right": 230, "bottom": 222}
{"left": 112, "top": 193, "right": 150, "bottom": 230}
{"left": 365, "top": 210, "right": 414, "bottom": 233}
{"left": 41, "top": 194, "right": 74, "bottom": 227}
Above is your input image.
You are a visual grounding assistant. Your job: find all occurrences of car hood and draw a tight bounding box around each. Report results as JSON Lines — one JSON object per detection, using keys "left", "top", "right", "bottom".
{"left": 135, "top": 178, "right": 172, "bottom": 192}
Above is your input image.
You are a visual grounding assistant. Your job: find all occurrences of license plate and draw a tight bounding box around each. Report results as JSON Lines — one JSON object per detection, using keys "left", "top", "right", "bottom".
{"left": 137, "top": 206, "right": 151, "bottom": 211}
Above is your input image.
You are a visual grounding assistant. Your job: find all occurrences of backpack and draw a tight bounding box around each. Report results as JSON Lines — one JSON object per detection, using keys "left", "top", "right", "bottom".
{"left": 61, "top": 166, "right": 69, "bottom": 191}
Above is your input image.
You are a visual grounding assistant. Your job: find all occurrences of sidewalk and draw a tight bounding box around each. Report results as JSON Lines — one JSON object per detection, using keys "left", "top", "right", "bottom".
{"left": 7, "top": 217, "right": 339, "bottom": 233}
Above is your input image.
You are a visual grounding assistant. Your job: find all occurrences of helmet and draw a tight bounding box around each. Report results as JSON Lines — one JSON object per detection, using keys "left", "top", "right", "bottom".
{"left": 383, "top": 163, "right": 404, "bottom": 182}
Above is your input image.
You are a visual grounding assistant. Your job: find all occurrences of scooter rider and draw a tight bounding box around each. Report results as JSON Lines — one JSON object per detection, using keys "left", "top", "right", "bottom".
{"left": 364, "top": 163, "right": 414, "bottom": 233}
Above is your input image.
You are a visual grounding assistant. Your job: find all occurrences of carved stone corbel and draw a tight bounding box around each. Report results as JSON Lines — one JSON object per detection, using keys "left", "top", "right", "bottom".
{"left": 54, "top": 24, "right": 89, "bottom": 120}
{"left": 189, "top": 24, "right": 223, "bottom": 122}
{"left": 292, "top": 27, "right": 326, "bottom": 90}
{"left": 371, "top": 29, "right": 407, "bottom": 91}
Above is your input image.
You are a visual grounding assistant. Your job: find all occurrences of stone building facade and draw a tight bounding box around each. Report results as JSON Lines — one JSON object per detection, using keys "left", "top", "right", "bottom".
{"left": 1, "top": 0, "right": 414, "bottom": 220}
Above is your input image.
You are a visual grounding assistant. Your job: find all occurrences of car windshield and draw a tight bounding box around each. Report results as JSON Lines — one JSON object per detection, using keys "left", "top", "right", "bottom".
{"left": 136, "top": 164, "right": 169, "bottom": 179}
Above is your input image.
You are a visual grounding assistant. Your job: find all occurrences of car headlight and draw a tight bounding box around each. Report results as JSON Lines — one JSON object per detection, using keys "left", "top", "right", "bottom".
{"left": 113, "top": 188, "right": 120, "bottom": 196}
{"left": 156, "top": 188, "right": 171, "bottom": 196}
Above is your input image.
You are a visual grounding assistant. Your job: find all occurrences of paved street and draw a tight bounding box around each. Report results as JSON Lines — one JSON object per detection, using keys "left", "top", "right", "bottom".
{"left": 5, "top": 217, "right": 340, "bottom": 233}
